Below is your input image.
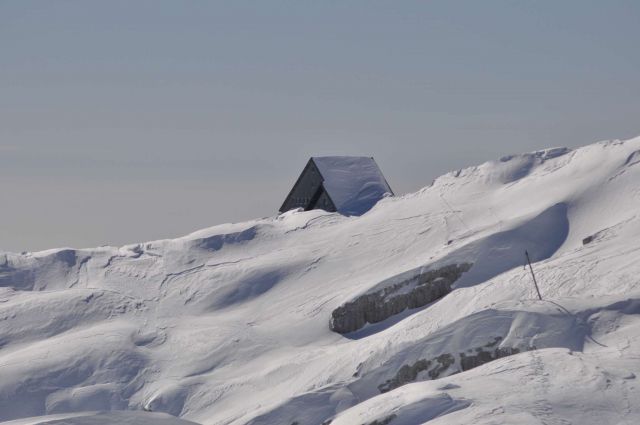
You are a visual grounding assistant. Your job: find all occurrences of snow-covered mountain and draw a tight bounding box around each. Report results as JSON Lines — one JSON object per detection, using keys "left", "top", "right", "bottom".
{"left": 1, "top": 136, "right": 639, "bottom": 425}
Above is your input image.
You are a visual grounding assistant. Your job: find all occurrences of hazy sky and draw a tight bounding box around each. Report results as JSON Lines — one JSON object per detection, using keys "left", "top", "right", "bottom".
{"left": 1, "top": 1, "right": 639, "bottom": 252}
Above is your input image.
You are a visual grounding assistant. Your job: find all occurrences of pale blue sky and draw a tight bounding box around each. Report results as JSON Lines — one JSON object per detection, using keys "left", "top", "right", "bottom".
{"left": 1, "top": 1, "right": 639, "bottom": 251}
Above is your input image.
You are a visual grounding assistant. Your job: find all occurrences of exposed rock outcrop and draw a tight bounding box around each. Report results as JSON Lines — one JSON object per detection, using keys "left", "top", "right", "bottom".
{"left": 378, "top": 337, "right": 529, "bottom": 393}
{"left": 330, "top": 263, "right": 472, "bottom": 334}
{"left": 366, "top": 415, "right": 396, "bottom": 425}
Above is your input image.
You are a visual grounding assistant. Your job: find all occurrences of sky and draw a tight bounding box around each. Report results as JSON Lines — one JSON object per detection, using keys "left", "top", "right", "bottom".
{"left": 1, "top": 1, "right": 639, "bottom": 252}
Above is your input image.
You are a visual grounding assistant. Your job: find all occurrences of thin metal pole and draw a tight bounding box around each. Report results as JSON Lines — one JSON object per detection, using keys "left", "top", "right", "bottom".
{"left": 525, "top": 250, "right": 543, "bottom": 301}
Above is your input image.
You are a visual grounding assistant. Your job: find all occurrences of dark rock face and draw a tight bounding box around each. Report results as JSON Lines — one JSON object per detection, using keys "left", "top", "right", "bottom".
{"left": 582, "top": 235, "right": 595, "bottom": 245}
{"left": 378, "top": 337, "right": 530, "bottom": 393}
{"left": 459, "top": 346, "right": 521, "bottom": 371}
{"left": 366, "top": 415, "right": 396, "bottom": 425}
{"left": 329, "top": 263, "right": 472, "bottom": 334}
{"left": 378, "top": 354, "right": 456, "bottom": 393}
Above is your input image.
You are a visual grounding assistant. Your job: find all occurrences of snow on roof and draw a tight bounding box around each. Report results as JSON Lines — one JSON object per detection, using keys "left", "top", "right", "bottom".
{"left": 312, "top": 156, "right": 393, "bottom": 216}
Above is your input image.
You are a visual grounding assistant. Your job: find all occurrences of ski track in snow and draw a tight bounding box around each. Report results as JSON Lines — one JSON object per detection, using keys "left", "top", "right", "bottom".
{"left": 1, "top": 136, "right": 640, "bottom": 424}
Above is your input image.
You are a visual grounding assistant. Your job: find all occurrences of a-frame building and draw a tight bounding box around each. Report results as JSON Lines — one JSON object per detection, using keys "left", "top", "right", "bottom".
{"left": 279, "top": 156, "right": 393, "bottom": 216}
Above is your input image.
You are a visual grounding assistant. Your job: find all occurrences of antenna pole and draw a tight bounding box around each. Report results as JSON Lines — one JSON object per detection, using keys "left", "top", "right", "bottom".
{"left": 525, "top": 250, "right": 543, "bottom": 301}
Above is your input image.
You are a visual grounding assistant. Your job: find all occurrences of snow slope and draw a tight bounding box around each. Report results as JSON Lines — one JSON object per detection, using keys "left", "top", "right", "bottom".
{"left": 1, "top": 136, "right": 639, "bottom": 425}
{"left": 1, "top": 411, "right": 200, "bottom": 425}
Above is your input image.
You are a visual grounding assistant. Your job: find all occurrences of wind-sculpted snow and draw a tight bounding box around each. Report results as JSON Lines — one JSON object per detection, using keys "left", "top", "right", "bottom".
{"left": 1, "top": 411, "right": 200, "bottom": 425}
{"left": 206, "top": 267, "right": 295, "bottom": 310}
{"left": 447, "top": 202, "right": 569, "bottom": 288}
{"left": 190, "top": 226, "right": 258, "bottom": 252}
{"left": 497, "top": 147, "right": 572, "bottom": 184}
{"left": 334, "top": 392, "right": 472, "bottom": 425}
{"left": 0, "top": 249, "right": 91, "bottom": 291}
{"left": 357, "top": 303, "right": 587, "bottom": 395}
{"left": 1, "top": 136, "right": 640, "bottom": 424}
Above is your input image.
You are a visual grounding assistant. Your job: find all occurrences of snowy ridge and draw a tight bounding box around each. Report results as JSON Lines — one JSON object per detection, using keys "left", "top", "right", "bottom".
{"left": 1, "top": 136, "right": 639, "bottom": 424}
